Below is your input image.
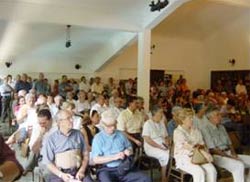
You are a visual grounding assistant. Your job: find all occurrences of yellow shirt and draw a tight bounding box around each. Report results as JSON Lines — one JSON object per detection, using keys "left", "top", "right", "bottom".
{"left": 117, "top": 108, "right": 144, "bottom": 134}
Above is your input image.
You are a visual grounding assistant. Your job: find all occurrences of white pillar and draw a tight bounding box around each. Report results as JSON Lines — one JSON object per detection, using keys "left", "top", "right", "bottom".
{"left": 137, "top": 29, "right": 151, "bottom": 112}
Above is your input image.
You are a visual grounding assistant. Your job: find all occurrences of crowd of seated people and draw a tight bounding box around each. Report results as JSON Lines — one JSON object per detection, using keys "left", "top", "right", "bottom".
{"left": 1, "top": 73, "right": 250, "bottom": 182}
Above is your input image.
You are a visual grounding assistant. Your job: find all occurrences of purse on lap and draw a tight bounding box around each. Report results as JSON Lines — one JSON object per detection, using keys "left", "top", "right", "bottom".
{"left": 191, "top": 148, "right": 209, "bottom": 165}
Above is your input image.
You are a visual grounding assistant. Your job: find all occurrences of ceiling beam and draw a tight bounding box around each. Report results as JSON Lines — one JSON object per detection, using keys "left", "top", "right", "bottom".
{"left": 145, "top": 0, "right": 191, "bottom": 29}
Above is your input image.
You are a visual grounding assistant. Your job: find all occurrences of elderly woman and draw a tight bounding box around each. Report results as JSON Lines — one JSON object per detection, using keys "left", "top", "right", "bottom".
{"left": 173, "top": 108, "right": 217, "bottom": 182}
{"left": 142, "top": 107, "right": 169, "bottom": 182}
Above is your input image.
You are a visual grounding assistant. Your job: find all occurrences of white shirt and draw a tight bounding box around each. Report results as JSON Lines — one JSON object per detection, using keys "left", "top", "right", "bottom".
{"left": 75, "top": 100, "right": 90, "bottom": 113}
{"left": 142, "top": 119, "right": 167, "bottom": 151}
{"left": 29, "top": 122, "right": 57, "bottom": 149}
{"left": 17, "top": 106, "right": 37, "bottom": 130}
{"left": 0, "top": 83, "right": 12, "bottom": 96}
{"left": 79, "top": 82, "right": 90, "bottom": 92}
{"left": 173, "top": 125, "right": 204, "bottom": 168}
{"left": 49, "top": 104, "right": 60, "bottom": 118}
{"left": 109, "top": 106, "right": 123, "bottom": 120}
{"left": 73, "top": 115, "right": 82, "bottom": 130}
{"left": 90, "top": 103, "right": 108, "bottom": 116}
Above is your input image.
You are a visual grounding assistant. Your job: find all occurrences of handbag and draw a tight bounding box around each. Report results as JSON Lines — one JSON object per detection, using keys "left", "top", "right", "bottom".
{"left": 117, "top": 156, "right": 134, "bottom": 175}
{"left": 191, "top": 148, "right": 209, "bottom": 165}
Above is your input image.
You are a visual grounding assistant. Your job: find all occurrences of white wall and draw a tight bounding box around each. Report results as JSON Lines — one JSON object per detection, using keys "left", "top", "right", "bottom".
{"left": 151, "top": 35, "right": 208, "bottom": 90}
{"left": 98, "top": 12, "right": 250, "bottom": 90}
{"left": 98, "top": 34, "right": 208, "bottom": 90}
{"left": 0, "top": 59, "right": 95, "bottom": 83}
{"left": 96, "top": 42, "right": 138, "bottom": 83}
{"left": 204, "top": 14, "right": 250, "bottom": 71}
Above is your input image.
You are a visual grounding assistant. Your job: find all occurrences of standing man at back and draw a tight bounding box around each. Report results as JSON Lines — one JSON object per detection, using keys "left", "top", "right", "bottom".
{"left": 0, "top": 76, "right": 14, "bottom": 123}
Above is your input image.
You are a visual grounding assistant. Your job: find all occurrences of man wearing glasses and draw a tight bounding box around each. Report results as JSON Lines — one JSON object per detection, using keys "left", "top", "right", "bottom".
{"left": 91, "top": 110, "right": 151, "bottom": 182}
{"left": 42, "top": 110, "right": 93, "bottom": 182}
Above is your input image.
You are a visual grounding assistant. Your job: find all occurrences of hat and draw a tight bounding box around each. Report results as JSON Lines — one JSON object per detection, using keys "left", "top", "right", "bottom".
{"left": 101, "top": 109, "right": 117, "bottom": 124}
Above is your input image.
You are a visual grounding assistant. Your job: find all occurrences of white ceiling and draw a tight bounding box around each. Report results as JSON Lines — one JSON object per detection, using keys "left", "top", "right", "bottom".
{"left": 0, "top": 0, "right": 190, "bottom": 73}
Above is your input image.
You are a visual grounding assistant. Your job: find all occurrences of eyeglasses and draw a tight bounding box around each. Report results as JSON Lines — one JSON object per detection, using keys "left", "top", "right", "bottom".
{"left": 103, "top": 122, "right": 117, "bottom": 128}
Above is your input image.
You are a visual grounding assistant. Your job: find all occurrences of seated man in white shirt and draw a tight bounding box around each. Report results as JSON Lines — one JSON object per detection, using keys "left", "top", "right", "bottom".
{"left": 90, "top": 94, "right": 108, "bottom": 116}
{"left": 76, "top": 90, "right": 90, "bottom": 113}
{"left": 79, "top": 76, "right": 90, "bottom": 93}
{"left": 50, "top": 95, "right": 63, "bottom": 118}
{"left": 23, "top": 109, "right": 57, "bottom": 177}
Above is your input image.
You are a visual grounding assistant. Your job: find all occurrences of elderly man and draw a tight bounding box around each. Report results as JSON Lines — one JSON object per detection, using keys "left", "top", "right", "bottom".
{"left": 42, "top": 110, "right": 93, "bottom": 182}
{"left": 0, "top": 134, "right": 23, "bottom": 182}
{"left": 201, "top": 108, "right": 250, "bottom": 182}
{"left": 91, "top": 110, "right": 151, "bottom": 182}
{"left": 117, "top": 96, "right": 144, "bottom": 150}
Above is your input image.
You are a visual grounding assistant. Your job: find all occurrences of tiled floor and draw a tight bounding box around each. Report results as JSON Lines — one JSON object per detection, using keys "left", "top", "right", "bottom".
{"left": 14, "top": 146, "right": 39, "bottom": 182}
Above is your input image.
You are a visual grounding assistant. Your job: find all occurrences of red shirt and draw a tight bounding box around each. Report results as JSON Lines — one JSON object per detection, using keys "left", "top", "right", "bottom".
{"left": 0, "top": 135, "right": 23, "bottom": 177}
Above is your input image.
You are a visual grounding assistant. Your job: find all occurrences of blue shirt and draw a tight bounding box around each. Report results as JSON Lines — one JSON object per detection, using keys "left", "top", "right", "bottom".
{"left": 15, "top": 81, "right": 31, "bottom": 92}
{"left": 42, "top": 129, "right": 85, "bottom": 165}
{"left": 167, "top": 119, "right": 177, "bottom": 137}
{"left": 34, "top": 80, "right": 49, "bottom": 95}
{"left": 200, "top": 121, "right": 232, "bottom": 150}
{"left": 91, "top": 130, "right": 132, "bottom": 167}
{"left": 59, "top": 82, "right": 71, "bottom": 98}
